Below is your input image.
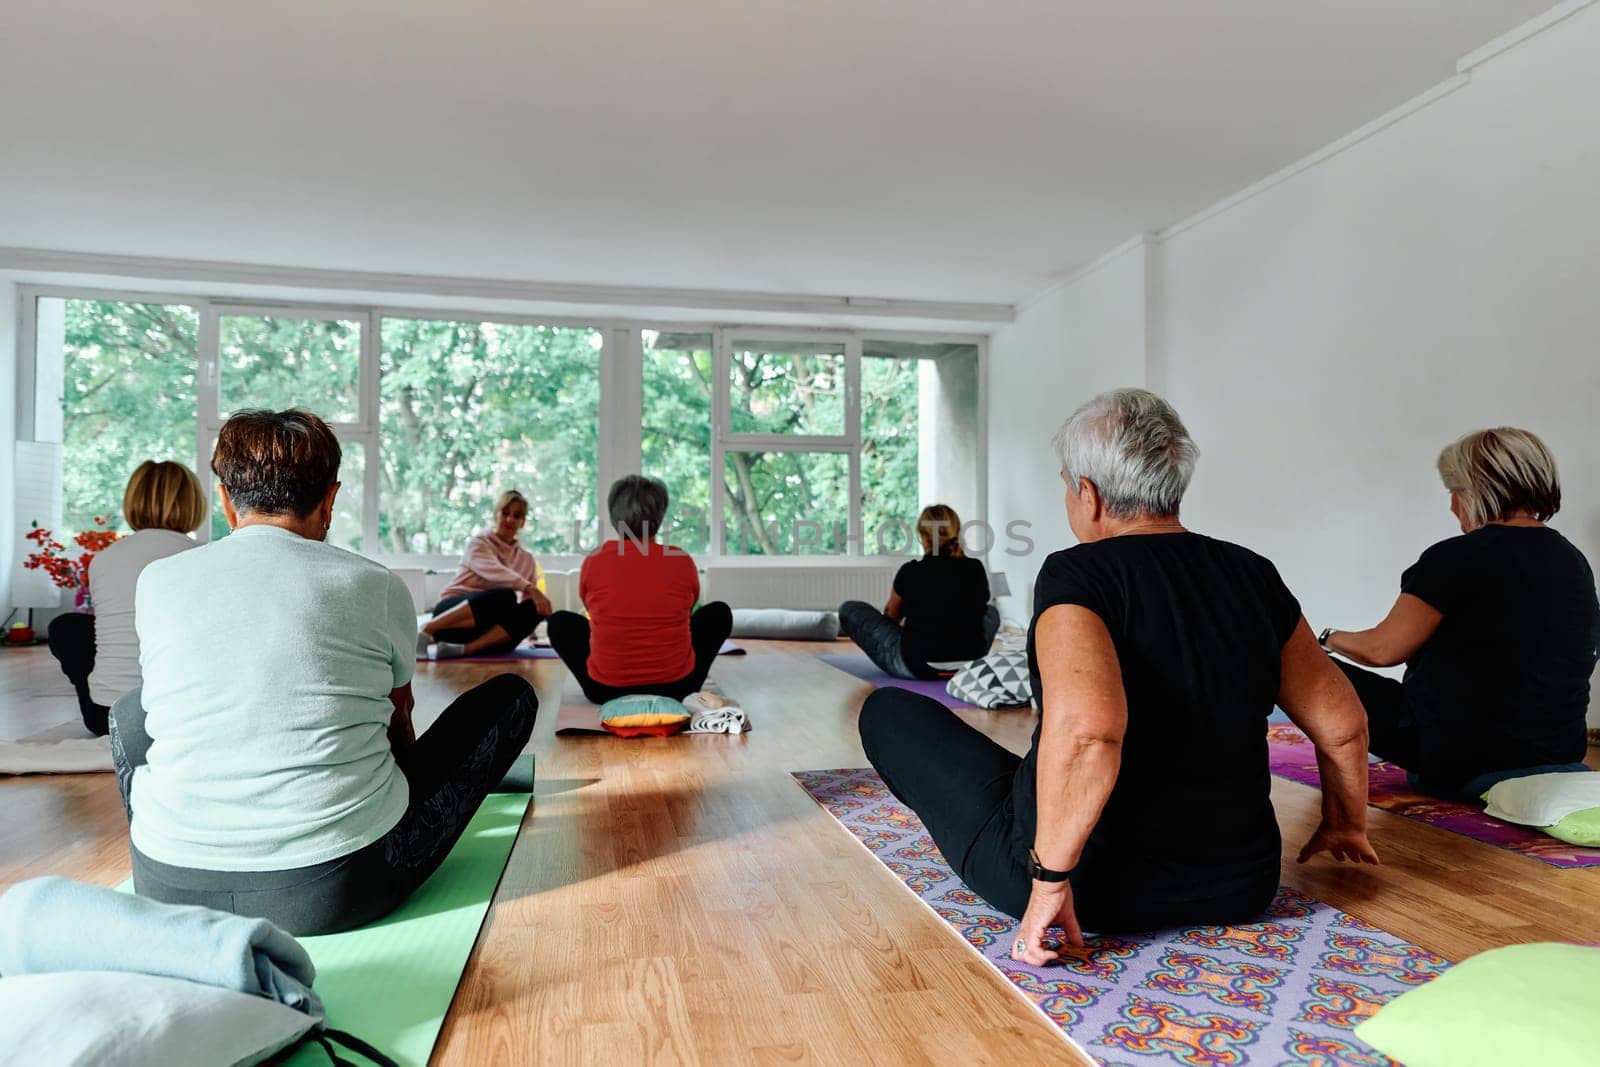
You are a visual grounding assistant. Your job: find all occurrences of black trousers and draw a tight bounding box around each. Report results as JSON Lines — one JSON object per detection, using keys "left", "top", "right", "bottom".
{"left": 838, "top": 600, "right": 1001, "bottom": 680}
{"left": 1331, "top": 660, "right": 1419, "bottom": 768}
{"left": 547, "top": 601, "right": 733, "bottom": 704}
{"left": 431, "top": 588, "right": 543, "bottom": 649}
{"left": 859, "top": 687, "right": 1276, "bottom": 931}
{"left": 46, "top": 612, "right": 111, "bottom": 736}
{"left": 111, "top": 674, "right": 537, "bottom": 936}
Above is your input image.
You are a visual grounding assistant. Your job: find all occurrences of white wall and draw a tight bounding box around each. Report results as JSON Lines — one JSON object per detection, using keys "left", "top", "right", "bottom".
{"left": 990, "top": 4, "right": 1600, "bottom": 710}
{"left": 986, "top": 243, "right": 1149, "bottom": 622}
{"left": 0, "top": 280, "right": 17, "bottom": 616}
{"left": 1156, "top": 3, "right": 1600, "bottom": 724}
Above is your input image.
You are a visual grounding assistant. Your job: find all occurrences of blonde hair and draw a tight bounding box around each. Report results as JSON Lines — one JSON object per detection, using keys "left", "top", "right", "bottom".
{"left": 917, "top": 504, "right": 964, "bottom": 558}
{"left": 1436, "top": 427, "right": 1561, "bottom": 530}
{"left": 495, "top": 489, "right": 528, "bottom": 516}
{"left": 123, "top": 460, "right": 207, "bottom": 533}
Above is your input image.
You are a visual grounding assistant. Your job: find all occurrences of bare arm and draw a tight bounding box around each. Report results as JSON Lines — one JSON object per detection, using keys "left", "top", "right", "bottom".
{"left": 388, "top": 683, "right": 416, "bottom": 751}
{"left": 1325, "top": 594, "right": 1442, "bottom": 668}
{"left": 883, "top": 589, "right": 904, "bottom": 622}
{"left": 1278, "top": 618, "right": 1379, "bottom": 865}
{"left": 1012, "top": 604, "right": 1127, "bottom": 963}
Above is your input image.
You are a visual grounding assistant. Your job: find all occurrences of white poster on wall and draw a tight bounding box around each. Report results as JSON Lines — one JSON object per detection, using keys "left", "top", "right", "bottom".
{"left": 12, "top": 440, "right": 64, "bottom": 609}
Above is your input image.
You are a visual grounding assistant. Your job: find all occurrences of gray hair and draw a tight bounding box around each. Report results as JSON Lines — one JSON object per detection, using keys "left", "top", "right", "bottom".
{"left": 1051, "top": 388, "right": 1199, "bottom": 519}
{"left": 1437, "top": 427, "right": 1560, "bottom": 529}
{"left": 607, "top": 474, "right": 670, "bottom": 541}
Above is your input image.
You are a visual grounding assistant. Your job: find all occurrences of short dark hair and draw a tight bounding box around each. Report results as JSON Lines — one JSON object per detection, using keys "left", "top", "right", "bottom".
{"left": 212, "top": 409, "right": 342, "bottom": 518}
{"left": 607, "top": 474, "right": 669, "bottom": 541}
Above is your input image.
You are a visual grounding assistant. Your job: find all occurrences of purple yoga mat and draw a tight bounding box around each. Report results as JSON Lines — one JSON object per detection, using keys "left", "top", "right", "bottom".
{"left": 420, "top": 639, "right": 744, "bottom": 664}
{"left": 816, "top": 652, "right": 973, "bottom": 708}
{"left": 1267, "top": 723, "right": 1600, "bottom": 868}
{"left": 795, "top": 767, "right": 1450, "bottom": 1065}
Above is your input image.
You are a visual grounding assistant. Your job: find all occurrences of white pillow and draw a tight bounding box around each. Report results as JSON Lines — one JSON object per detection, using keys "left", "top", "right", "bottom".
{"left": 0, "top": 971, "right": 318, "bottom": 1067}
{"left": 1483, "top": 771, "right": 1600, "bottom": 827}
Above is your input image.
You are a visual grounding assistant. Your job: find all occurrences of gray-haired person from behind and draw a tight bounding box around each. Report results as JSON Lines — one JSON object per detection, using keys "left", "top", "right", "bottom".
{"left": 548, "top": 475, "right": 733, "bottom": 703}
{"left": 858, "top": 386, "right": 1377, "bottom": 964}
{"left": 1319, "top": 426, "right": 1600, "bottom": 801}
{"left": 607, "top": 474, "right": 670, "bottom": 544}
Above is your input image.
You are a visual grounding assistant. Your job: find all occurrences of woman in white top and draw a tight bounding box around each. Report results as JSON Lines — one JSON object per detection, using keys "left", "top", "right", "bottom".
{"left": 46, "top": 461, "right": 205, "bottom": 735}
{"left": 112, "top": 409, "right": 536, "bottom": 935}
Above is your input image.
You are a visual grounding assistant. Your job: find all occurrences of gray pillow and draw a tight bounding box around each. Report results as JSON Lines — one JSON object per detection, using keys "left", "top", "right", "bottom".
{"left": 0, "top": 971, "right": 319, "bottom": 1066}
{"left": 728, "top": 608, "right": 840, "bottom": 641}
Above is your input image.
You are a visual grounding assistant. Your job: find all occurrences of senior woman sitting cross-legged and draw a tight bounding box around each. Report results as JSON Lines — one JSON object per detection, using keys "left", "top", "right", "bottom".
{"left": 548, "top": 474, "right": 732, "bottom": 703}
{"left": 111, "top": 408, "right": 536, "bottom": 936}
{"left": 1319, "top": 427, "right": 1600, "bottom": 801}
{"left": 861, "top": 388, "right": 1380, "bottom": 963}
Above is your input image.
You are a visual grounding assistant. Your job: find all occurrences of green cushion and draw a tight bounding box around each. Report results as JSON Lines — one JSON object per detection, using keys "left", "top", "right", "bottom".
{"left": 1356, "top": 943, "right": 1600, "bottom": 1067}
{"left": 1547, "top": 806, "right": 1600, "bottom": 847}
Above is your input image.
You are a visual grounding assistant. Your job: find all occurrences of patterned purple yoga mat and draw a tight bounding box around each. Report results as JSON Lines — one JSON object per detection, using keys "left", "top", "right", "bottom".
{"left": 794, "top": 767, "right": 1449, "bottom": 1066}
{"left": 816, "top": 652, "right": 972, "bottom": 708}
{"left": 1267, "top": 723, "right": 1600, "bottom": 868}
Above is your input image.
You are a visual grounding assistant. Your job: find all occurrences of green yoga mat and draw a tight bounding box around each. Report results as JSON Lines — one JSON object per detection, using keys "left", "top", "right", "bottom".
{"left": 120, "top": 791, "right": 531, "bottom": 1066}
{"left": 281, "top": 792, "right": 530, "bottom": 1066}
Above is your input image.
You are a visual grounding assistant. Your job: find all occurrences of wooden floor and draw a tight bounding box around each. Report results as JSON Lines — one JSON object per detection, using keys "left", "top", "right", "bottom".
{"left": 3, "top": 642, "right": 1599, "bottom": 1065}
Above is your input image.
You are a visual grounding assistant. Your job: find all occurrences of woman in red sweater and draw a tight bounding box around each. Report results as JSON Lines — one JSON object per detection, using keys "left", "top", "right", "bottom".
{"left": 420, "top": 490, "right": 553, "bottom": 658}
{"left": 548, "top": 475, "right": 731, "bottom": 702}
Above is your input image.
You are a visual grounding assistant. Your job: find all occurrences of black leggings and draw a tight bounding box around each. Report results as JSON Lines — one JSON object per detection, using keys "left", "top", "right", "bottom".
{"left": 111, "top": 674, "right": 537, "bottom": 936}
{"left": 1331, "top": 660, "right": 1419, "bottom": 768}
{"left": 838, "top": 600, "right": 1001, "bottom": 680}
{"left": 431, "top": 588, "right": 543, "bottom": 648}
{"left": 858, "top": 687, "right": 1276, "bottom": 931}
{"left": 46, "top": 612, "right": 111, "bottom": 736}
{"left": 547, "top": 601, "right": 733, "bottom": 704}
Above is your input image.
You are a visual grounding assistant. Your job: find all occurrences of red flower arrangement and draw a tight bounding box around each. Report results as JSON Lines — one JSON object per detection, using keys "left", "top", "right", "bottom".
{"left": 23, "top": 517, "right": 121, "bottom": 591}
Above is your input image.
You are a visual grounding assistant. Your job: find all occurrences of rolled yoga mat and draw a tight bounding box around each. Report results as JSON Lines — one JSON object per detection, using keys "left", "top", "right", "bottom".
{"left": 816, "top": 652, "right": 974, "bottom": 709}
{"left": 1266, "top": 722, "right": 1600, "bottom": 868}
{"left": 793, "top": 767, "right": 1451, "bottom": 1066}
{"left": 121, "top": 792, "right": 532, "bottom": 1067}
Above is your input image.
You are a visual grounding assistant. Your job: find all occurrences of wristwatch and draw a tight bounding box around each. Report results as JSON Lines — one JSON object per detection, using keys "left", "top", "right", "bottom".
{"left": 1317, "top": 627, "right": 1335, "bottom": 650}
{"left": 1028, "top": 848, "right": 1072, "bottom": 883}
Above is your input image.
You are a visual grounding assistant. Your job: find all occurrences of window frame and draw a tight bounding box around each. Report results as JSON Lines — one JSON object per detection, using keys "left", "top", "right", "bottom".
{"left": 17, "top": 282, "right": 986, "bottom": 567}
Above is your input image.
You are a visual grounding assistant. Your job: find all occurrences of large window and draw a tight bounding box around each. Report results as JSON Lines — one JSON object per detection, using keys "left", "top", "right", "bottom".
{"left": 728, "top": 339, "right": 846, "bottom": 436}
{"left": 860, "top": 351, "right": 921, "bottom": 553}
{"left": 722, "top": 451, "right": 850, "bottom": 555}
{"left": 379, "top": 317, "right": 602, "bottom": 556}
{"left": 36, "top": 298, "right": 199, "bottom": 536}
{"left": 642, "top": 330, "right": 713, "bottom": 554}
{"left": 26, "top": 290, "right": 980, "bottom": 564}
{"left": 218, "top": 313, "right": 362, "bottom": 420}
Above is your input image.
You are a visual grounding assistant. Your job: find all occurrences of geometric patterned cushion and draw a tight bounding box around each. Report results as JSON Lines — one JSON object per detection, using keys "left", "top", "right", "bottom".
{"left": 945, "top": 650, "right": 1032, "bottom": 709}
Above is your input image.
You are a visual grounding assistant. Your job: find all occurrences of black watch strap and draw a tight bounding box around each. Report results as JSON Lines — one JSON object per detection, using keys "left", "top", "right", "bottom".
{"left": 1029, "top": 848, "right": 1072, "bottom": 883}
{"left": 1318, "top": 627, "right": 1334, "bottom": 649}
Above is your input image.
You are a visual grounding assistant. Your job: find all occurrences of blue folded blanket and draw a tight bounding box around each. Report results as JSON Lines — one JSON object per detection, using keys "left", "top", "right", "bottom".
{"left": 0, "top": 876, "right": 322, "bottom": 1019}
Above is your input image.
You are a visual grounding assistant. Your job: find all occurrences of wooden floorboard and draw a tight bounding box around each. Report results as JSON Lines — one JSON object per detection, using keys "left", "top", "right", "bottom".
{"left": 3, "top": 641, "right": 1598, "bottom": 1064}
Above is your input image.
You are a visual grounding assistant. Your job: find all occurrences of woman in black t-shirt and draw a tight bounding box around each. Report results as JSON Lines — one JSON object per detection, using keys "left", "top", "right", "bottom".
{"left": 839, "top": 504, "right": 999, "bottom": 680}
{"left": 860, "top": 390, "right": 1377, "bottom": 961}
{"left": 1320, "top": 427, "right": 1600, "bottom": 801}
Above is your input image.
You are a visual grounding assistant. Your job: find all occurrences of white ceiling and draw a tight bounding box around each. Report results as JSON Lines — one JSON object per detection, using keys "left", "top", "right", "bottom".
{"left": 0, "top": 0, "right": 1552, "bottom": 305}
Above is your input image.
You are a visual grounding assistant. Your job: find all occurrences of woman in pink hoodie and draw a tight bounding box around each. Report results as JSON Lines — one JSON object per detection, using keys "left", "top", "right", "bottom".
{"left": 419, "top": 490, "right": 553, "bottom": 658}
